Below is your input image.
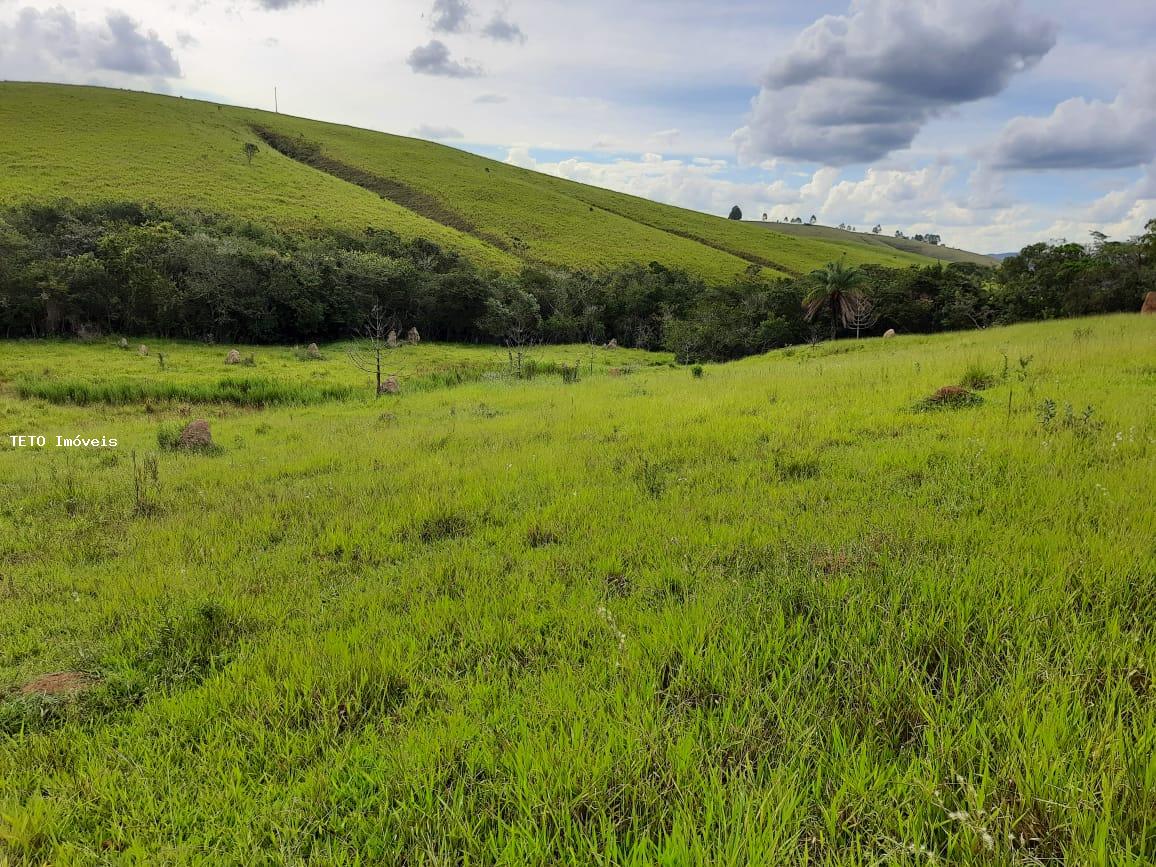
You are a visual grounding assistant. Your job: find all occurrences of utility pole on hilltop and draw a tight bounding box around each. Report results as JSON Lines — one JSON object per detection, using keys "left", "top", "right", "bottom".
{"left": 274, "top": 87, "right": 279, "bottom": 114}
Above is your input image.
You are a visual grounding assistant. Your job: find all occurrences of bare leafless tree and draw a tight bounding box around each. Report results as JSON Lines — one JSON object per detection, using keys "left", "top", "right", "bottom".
{"left": 347, "top": 305, "right": 396, "bottom": 395}
{"left": 846, "top": 296, "right": 881, "bottom": 339}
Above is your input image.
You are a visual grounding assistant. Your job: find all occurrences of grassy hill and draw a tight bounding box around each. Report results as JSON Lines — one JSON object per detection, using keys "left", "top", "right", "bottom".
{"left": 1, "top": 314, "right": 1153, "bottom": 861}
{"left": 0, "top": 83, "right": 975, "bottom": 282}
{"left": 751, "top": 221, "right": 998, "bottom": 266}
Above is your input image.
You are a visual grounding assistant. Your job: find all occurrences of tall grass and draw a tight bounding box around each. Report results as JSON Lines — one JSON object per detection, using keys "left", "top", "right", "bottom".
{"left": 16, "top": 376, "right": 357, "bottom": 407}
{"left": 0, "top": 314, "right": 1152, "bottom": 864}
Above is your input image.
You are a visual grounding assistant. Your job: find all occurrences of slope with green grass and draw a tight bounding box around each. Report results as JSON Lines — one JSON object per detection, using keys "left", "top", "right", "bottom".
{"left": 752, "top": 220, "right": 998, "bottom": 267}
{"left": 0, "top": 83, "right": 985, "bottom": 283}
{"left": 0, "top": 84, "right": 518, "bottom": 272}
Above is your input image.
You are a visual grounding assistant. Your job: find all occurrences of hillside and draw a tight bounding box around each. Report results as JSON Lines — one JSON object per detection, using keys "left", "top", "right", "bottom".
{"left": 0, "top": 83, "right": 975, "bottom": 282}
{"left": 750, "top": 221, "right": 998, "bottom": 266}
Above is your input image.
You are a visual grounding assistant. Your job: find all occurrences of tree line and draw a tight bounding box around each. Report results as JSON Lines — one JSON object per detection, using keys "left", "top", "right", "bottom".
{"left": 1, "top": 201, "right": 1152, "bottom": 362}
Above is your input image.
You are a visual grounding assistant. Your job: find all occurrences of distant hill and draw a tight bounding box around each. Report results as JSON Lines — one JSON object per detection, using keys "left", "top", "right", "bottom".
{"left": 749, "top": 221, "right": 998, "bottom": 267}
{"left": 987, "top": 252, "right": 1020, "bottom": 261}
{"left": 0, "top": 83, "right": 992, "bottom": 282}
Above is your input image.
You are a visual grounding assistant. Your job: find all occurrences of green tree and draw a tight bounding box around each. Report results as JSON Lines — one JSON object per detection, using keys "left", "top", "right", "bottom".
{"left": 803, "top": 260, "right": 865, "bottom": 340}
{"left": 728, "top": 206, "right": 743, "bottom": 221}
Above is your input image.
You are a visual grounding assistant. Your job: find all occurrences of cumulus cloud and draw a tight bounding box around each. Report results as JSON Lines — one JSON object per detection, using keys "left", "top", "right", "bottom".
{"left": 482, "top": 13, "right": 526, "bottom": 44}
{"left": 502, "top": 147, "right": 799, "bottom": 216}
{"left": 735, "top": 0, "right": 1056, "bottom": 166}
{"left": 412, "top": 124, "right": 464, "bottom": 140}
{"left": 429, "top": 0, "right": 470, "bottom": 34}
{"left": 406, "top": 39, "right": 482, "bottom": 77}
{"left": 989, "top": 68, "right": 1156, "bottom": 170}
{"left": 0, "top": 7, "right": 181, "bottom": 79}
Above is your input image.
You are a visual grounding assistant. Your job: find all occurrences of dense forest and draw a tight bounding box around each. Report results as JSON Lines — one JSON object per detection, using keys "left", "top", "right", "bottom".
{"left": 1, "top": 202, "right": 1152, "bottom": 362}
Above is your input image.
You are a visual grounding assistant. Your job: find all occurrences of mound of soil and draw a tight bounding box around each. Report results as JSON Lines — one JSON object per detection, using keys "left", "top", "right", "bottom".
{"left": 225, "top": 349, "right": 241, "bottom": 364}
{"left": 178, "top": 419, "right": 213, "bottom": 449}
{"left": 20, "top": 672, "right": 95, "bottom": 697}
{"left": 1142, "top": 291, "right": 1156, "bottom": 314}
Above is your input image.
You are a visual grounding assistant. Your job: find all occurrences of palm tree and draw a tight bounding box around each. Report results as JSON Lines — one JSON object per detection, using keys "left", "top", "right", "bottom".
{"left": 803, "top": 260, "right": 865, "bottom": 340}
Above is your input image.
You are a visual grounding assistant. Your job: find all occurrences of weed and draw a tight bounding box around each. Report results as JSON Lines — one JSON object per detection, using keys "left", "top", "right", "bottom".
{"left": 1038, "top": 399, "right": 1104, "bottom": 436}
{"left": 632, "top": 454, "right": 671, "bottom": 498}
{"left": 526, "top": 525, "right": 559, "bottom": 548}
{"left": 959, "top": 362, "right": 996, "bottom": 390}
{"left": 916, "top": 386, "right": 984, "bottom": 411}
{"left": 416, "top": 511, "right": 473, "bottom": 544}
{"left": 1017, "top": 354, "right": 1034, "bottom": 381}
{"left": 131, "top": 450, "right": 161, "bottom": 515}
{"left": 140, "top": 602, "right": 248, "bottom": 686}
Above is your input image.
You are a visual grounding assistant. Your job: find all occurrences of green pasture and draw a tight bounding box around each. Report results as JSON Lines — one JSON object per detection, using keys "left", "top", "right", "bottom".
{"left": 0, "top": 314, "right": 1153, "bottom": 864}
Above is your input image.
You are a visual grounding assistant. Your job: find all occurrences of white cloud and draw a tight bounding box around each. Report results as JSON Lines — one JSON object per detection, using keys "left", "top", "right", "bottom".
{"left": 406, "top": 39, "right": 482, "bottom": 77}
{"left": 502, "top": 147, "right": 799, "bottom": 218}
{"left": 735, "top": 0, "right": 1056, "bottom": 166}
{"left": 429, "top": 0, "right": 470, "bottom": 34}
{"left": 0, "top": 6, "right": 181, "bottom": 81}
{"left": 482, "top": 12, "right": 525, "bottom": 44}
{"left": 990, "top": 64, "right": 1156, "bottom": 170}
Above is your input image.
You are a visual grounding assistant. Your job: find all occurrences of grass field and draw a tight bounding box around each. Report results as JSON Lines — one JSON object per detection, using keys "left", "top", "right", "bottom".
{"left": 0, "top": 314, "right": 1153, "bottom": 863}
{"left": 0, "top": 83, "right": 964, "bottom": 283}
{"left": 0, "top": 339, "right": 665, "bottom": 407}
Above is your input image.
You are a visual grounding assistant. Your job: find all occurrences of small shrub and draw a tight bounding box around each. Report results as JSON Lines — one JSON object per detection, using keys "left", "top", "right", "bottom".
{"left": 1037, "top": 398, "right": 1057, "bottom": 428}
{"left": 560, "top": 364, "right": 581, "bottom": 384}
{"left": 156, "top": 422, "right": 183, "bottom": 451}
{"left": 1017, "top": 355, "right": 1034, "bottom": 381}
{"left": 916, "top": 386, "right": 983, "bottom": 412}
{"left": 1038, "top": 399, "right": 1103, "bottom": 436}
{"left": 959, "top": 363, "right": 996, "bottom": 390}
{"left": 691, "top": 365, "right": 704, "bottom": 378}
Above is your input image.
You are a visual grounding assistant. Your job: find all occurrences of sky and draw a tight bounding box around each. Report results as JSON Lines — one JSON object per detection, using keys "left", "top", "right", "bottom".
{"left": 2, "top": 0, "right": 1155, "bottom": 253}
